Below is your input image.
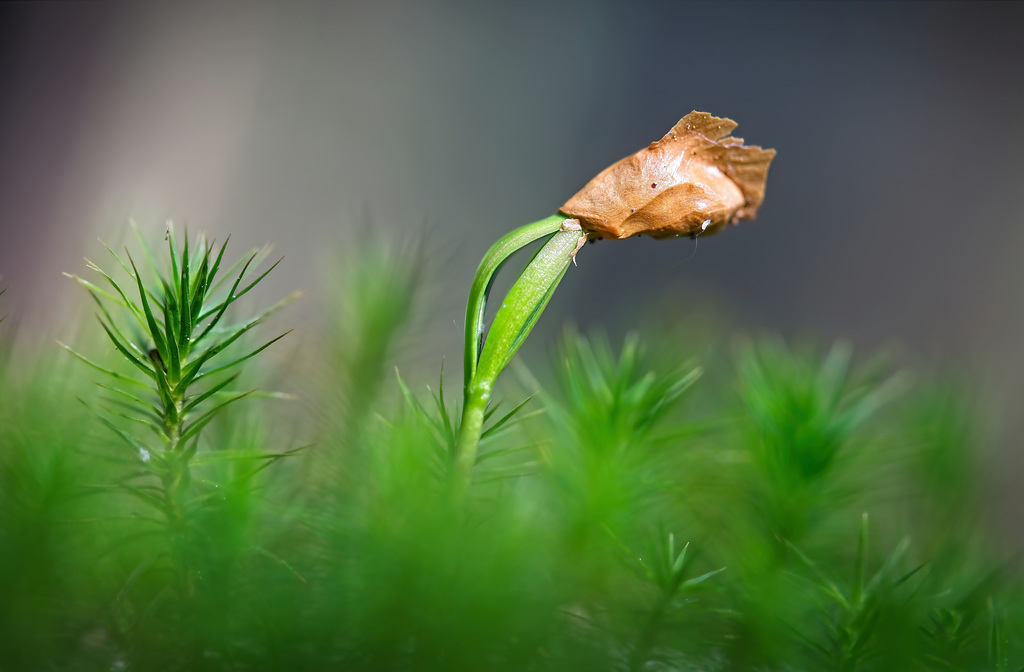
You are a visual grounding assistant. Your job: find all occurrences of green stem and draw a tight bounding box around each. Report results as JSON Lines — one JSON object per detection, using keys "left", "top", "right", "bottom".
{"left": 454, "top": 380, "right": 489, "bottom": 495}
{"left": 454, "top": 221, "right": 585, "bottom": 492}
{"left": 162, "top": 389, "right": 194, "bottom": 599}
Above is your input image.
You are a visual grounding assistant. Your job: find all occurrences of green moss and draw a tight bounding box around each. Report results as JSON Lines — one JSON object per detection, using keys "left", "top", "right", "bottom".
{"left": 0, "top": 227, "right": 1018, "bottom": 671}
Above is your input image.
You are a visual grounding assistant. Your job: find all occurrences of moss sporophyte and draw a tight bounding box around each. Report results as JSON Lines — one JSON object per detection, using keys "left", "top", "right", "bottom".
{"left": 455, "top": 111, "right": 776, "bottom": 491}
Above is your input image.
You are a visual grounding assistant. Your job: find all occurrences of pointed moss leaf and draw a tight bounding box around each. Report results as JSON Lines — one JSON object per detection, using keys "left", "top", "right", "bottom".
{"left": 475, "top": 443, "right": 537, "bottom": 464}
{"left": 203, "top": 235, "right": 231, "bottom": 298}
{"left": 96, "top": 382, "right": 162, "bottom": 418}
{"left": 100, "top": 403, "right": 164, "bottom": 438}
{"left": 100, "top": 399, "right": 163, "bottom": 432}
{"left": 194, "top": 291, "right": 301, "bottom": 344}
{"left": 179, "top": 435, "right": 199, "bottom": 461}
{"left": 114, "top": 555, "right": 162, "bottom": 613}
{"left": 438, "top": 359, "right": 453, "bottom": 435}
{"left": 87, "top": 290, "right": 151, "bottom": 369}
{"left": 65, "top": 272, "right": 130, "bottom": 311}
{"left": 853, "top": 512, "right": 869, "bottom": 606}
{"left": 232, "top": 255, "right": 283, "bottom": 303}
{"left": 149, "top": 353, "right": 175, "bottom": 417}
{"left": 253, "top": 547, "right": 308, "bottom": 585}
{"left": 396, "top": 368, "right": 432, "bottom": 421}
{"left": 395, "top": 367, "right": 419, "bottom": 409}
{"left": 78, "top": 396, "right": 148, "bottom": 453}
{"left": 205, "top": 243, "right": 273, "bottom": 302}
{"left": 195, "top": 252, "right": 256, "bottom": 340}
{"left": 100, "top": 238, "right": 136, "bottom": 279}
{"left": 178, "top": 317, "right": 261, "bottom": 387}
{"left": 82, "top": 260, "right": 149, "bottom": 330}
{"left": 167, "top": 222, "right": 180, "bottom": 289}
{"left": 179, "top": 254, "right": 193, "bottom": 348}
{"left": 429, "top": 387, "right": 454, "bottom": 446}
{"left": 87, "top": 286, "right": 138, "bottom": 347}
{"left": 119, "top": 484, "right": 171, "bottom": 517}
{"left": 58, "top": 342, "right": 151, "bottom": 389}
{"left": 197, "top": 256, "right": 284, "bottom": 333}
{"left": 182, "top": 374, "right": 241, "bottom": 414}
{"left": 481, "top": 394, "right": 534, "bottom": 440}
{"left": 396, "top": 368, "right": 446, "bottom": 443}
{"left": 473, "top": 465, "right": 540, "bottom": 484}
{"left": 210, "top": 389, "right": 296, "bottom": 401}
{"left": 97, "top": 317, "right": 156, "bottom": 381}
{"left": 186, "top": 330, "right": 291, "bottom": 389}
{"left": 179, "top": 227, "right": 190, "bottom": 304}
{"left": 672, "top": 541, "right": 689, "bottom": 576}
{"left": 129, "top": 219, "right": 170, "bottom": 293}
{"left": 188, "top": 240, "right": 214, "bottom": 327}
{"left": 680, "top": 567, "right": 726, "bottom": 591}
{"left": 189, "top": 446, "right": 306, "bottom": 466}
{"left": 160, "top": 280, "right": 182, "bottom": 380}
{"left": 180, "top": 391, "right": 253, "bottom": 443}
{"left": 426, "top": 361, "right": 455, "bottom": 445}
{"left": 864, "top": 537, "right": 911, "bottom": 597}
{"left": 893, "top": 562, "right": 927, "bottom": 588}
{"left": 483, "top": 400, "right": 503, "bottom": 424}
{"left": 786, "top": 540, "right": 851, "bottom": 608}
{"left": 479, "top": 410, "right": 543, "bottom": 446}
{"left": 127, "top": 252, "right": 168, "bottom": 363}
{"left": 198, "top": 445, "right": 308, "bottom": 484}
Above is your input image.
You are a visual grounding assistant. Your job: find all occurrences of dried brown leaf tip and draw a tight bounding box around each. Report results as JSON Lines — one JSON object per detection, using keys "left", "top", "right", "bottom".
{"left": 559, "top": 111, "right": 776, "bottom": 240}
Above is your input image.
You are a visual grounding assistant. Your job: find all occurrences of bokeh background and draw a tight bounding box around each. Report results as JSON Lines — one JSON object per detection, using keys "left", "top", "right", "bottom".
{"left": 1, "top": 1, "right": 1022, "bottom": 531}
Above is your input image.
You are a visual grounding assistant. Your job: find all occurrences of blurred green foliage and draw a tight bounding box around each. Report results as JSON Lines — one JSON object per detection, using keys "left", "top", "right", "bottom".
{"left": 0, "top": 233, "right": 1020, "bottom": 672}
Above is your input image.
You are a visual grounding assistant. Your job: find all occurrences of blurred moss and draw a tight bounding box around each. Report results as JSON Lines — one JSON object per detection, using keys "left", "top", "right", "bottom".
{"left": 0, "top": 237, "right": 1020, "bottom": 671}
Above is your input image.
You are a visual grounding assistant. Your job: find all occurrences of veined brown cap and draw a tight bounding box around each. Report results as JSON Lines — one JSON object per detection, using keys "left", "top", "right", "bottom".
{"left": 559, "top": 111, "right": 776, "bottom": 240}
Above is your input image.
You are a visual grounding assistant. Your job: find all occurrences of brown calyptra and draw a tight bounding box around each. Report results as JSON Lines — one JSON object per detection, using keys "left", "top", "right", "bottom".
{"left": 559, "top": 111, "right": 776, "bottom": 240}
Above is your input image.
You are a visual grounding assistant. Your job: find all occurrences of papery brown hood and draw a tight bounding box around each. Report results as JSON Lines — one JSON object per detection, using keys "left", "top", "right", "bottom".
{"left": 559, "top": 111, "right": 776, "bottom": 240}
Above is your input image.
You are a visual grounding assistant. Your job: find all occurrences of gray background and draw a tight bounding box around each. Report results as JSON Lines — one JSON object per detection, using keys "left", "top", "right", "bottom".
{"left": 1, "top": 2, "right": 1022, "bottom": 529}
